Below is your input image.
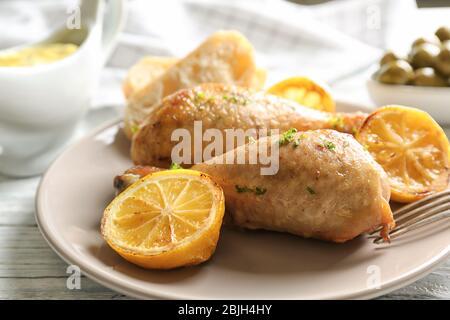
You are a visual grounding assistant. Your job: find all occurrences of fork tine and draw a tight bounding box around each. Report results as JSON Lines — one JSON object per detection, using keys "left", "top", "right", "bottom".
{"left": 393, "top": 189, "right": 450, "bottom": 218}
{"left": 369, "top": 198, "right": 450, "bottom": 237}
{"left": 391, "top": 202, "right": 450, "bottom": 230}
{"left": 369, "top": 202, "right": 450, "bottom": 238}
{"left": 393, "top": 202, "right": 450, "bottom": 230}
{"left": 368, "top": 189, "right": 450, "bottom": 236}
{"left": 374, "top": 209, "right": 450, "bottom": 244}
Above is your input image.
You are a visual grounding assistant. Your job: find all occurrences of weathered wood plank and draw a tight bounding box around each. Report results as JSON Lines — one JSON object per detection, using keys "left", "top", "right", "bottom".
{"left": 0, "top": 225, "right": 67, "bottom": 278}
{"left": 0, "top": 177, "right": 39, "bottom": 226}
{"left": 0, "top": 277, "right": 130, "bottom": 300}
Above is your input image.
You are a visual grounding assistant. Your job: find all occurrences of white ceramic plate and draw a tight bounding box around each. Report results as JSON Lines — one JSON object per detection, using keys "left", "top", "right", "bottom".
{"left": 36, "top": 100, "right": 450, "bottom": 300}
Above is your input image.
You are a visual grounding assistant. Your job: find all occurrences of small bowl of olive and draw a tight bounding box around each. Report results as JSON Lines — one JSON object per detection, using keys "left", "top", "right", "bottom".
{"left": 367, "top": 26, "right": 450, "bottom": 124}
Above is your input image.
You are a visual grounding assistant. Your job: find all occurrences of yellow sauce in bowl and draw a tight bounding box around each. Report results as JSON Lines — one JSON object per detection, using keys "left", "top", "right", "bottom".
{"left": 0, "top": 43, "right": 78, "bottom": 67}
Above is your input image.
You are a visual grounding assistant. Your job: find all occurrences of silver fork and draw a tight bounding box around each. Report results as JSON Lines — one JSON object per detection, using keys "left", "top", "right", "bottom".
{"left": 372, "top": 189, "right": 450, "bottom": 244}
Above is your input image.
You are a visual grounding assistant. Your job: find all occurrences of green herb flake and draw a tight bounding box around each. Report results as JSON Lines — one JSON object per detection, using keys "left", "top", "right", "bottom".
{"left": 230, "top": 96, "right": 239, "bottom": 103}
{"left": 351, "top": 127, "right": 358, "bottom": 135}
{"left": 255, "top": 187, "right": 267, "bottom": 195}
{"left": 195, "top": 91, "right": 205, "bottom": 100}
{"left": 329, "top": 115, "right": 344, "bottom": 130}
{"left": 323, "top": 141, "right": 336, "bottom": 151}
{"left": 279, "top": 128, "right": 298, "bottom": 146}
{"left": 169, "top": 163, "right": 182, "bottom": 170}
{"left": 306, "top": 186, "right": 316, "bottom": 195}
{"left": 248, "top": 136, "right": 257, "bottom": 144}
{"left": 235, "top": 185, "right": 267, "bottom": 196}
{"left": 235, "top": 185, "right": 252, "bottom": 193}
{"left": 131, "top": 124, "right": 139, "bottom": 134}
{"left": 295, "top": 133, "right": 307, "bottom": 145}
{"left": 223, "top": 94, "right": 244, "bottom": 104}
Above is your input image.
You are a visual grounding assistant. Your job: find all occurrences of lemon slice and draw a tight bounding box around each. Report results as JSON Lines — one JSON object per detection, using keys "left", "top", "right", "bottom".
{"left": 356, "top": 105, "right": 449, "bottom": 203}
{"left": 101, "top": 169, "right": 225, "bottom": 269}
{"left": 267, "top": 76, "right": 335, "bottom": 112}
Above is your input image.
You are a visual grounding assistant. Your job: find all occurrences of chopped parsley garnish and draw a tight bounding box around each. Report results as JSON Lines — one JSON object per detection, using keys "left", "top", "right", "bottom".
{"left": 235, "top": 185, "right": 267, "bottom": 196}
{"left": 351, "top": 127, "right": 358, "bottom": 135}
{"left": 223, "top": 94, "right": 246, "bottom": 105}
{"left": 293, "top": 133, "right": 307, "bottom": 148}
{"left": 323, "top": 141, "right": 336, "bottom": 151}
{"left": 131, "top": 124, "right": 139, "bottom": 134}
{"left": 230, "top": 96, "right": 239, "bottom": 103}
{"left": 235, "top": 185, "right": 253, "bottom": 193}
{"left": 169, "top": 163, "right": 182, "bottom": 170}
{"left": 255, "top": 187, "right": 267, "bottom": 195}
{"left": 329, "top": 116, "right": 344, "bottom": 130}
{"left": 279, "top": 128, "right": 298, "bottom": 146}
{"left": 195, "top": 91, "right": 205, "bottom": 100}
{"left": 306, "top": 186, "right": 316, "bottom": 195}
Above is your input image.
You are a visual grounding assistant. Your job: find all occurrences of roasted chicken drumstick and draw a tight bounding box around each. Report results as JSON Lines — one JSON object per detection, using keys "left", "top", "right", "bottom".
{"left": 117, "top": 130, "right": 394, "bottom": 243}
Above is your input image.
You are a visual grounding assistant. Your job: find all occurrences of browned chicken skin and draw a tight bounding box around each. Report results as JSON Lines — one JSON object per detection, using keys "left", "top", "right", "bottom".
{"left": 131, "top": 84, "right": 367, "bottom": 167}
{"left": 194, "top": 130, "right": 394, "bottom": 242}
{"left": 113, "top": 166, "right": 162, "bottom": 195}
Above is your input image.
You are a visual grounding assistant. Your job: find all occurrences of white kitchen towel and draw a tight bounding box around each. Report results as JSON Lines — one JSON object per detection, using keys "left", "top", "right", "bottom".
{"left": 1, "top": 0, "right": 415, "bottom": 108}
{"left": 111, "top": 0, "right": 385, "bottom": 85}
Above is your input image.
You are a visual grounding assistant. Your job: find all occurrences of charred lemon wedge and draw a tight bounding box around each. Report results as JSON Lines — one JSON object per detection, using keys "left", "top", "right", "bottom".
{"left": 356, "top": 105, "right": 449, "bottom": 203}
{"left": 101, "top": 169, "right": 225, "bottom": 269}
{"left": 267, "top": 76, "right": 335, "bottom": 112}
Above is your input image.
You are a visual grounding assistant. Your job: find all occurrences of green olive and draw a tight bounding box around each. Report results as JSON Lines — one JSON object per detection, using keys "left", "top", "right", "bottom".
{"left": 408, "top": 43, "right": 440, "bottom": 69}
{"left": 412, "top": 68, "right": 447, "bottom": 87}
{"left": 435, "top": 26, "right": 450, "bottom": 42}
{"left": 376, "top": 60, "right": 413, "bottom": 85}
{"left": 379, "top": 51, "right": 399, "bottom": 66}
{"left": 434, "top": 41, "right": 450, "bottom": 77}
{"left": 411, "top": 35, "right": 441, "bottom": 48}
